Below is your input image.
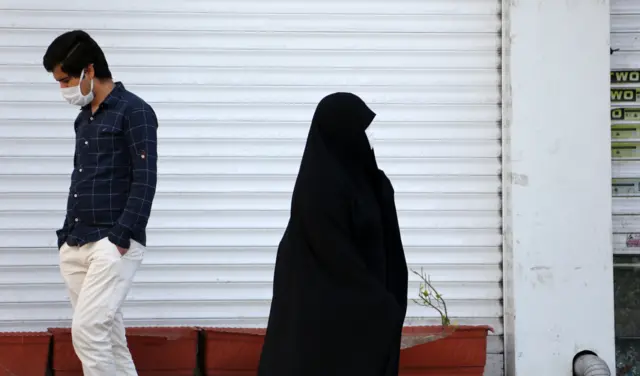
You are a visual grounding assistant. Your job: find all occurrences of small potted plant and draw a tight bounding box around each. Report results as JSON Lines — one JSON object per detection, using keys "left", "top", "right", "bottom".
{"left": 399, "top": 268, "right": 493, "bottom": 375}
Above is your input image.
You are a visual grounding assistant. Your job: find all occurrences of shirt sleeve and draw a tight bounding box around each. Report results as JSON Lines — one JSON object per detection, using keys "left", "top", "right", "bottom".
{"left": 108, "top": 104, "right": 158, "bottom": 249}
{"left": 56, "top": 218, "right": 70, "bottom": 249}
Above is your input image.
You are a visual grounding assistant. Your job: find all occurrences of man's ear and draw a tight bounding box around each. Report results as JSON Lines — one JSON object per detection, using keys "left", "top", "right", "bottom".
{"left": 85, "top": 64, "right": 95, "bottom": 80}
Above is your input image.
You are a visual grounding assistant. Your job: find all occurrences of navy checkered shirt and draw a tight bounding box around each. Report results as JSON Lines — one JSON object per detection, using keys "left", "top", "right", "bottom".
{"left": 56, "top": 82, "right": 158, "bottom": 250}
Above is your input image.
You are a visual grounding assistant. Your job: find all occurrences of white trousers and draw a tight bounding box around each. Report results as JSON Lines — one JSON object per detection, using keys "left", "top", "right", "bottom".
{"left": 59, "top": 237, "right": 144, "bottom": 376}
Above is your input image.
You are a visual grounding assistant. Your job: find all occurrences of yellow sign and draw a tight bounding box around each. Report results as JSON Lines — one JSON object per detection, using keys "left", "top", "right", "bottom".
{"left": 612, "top": 124, "right": 640, "bottom": 139}
{"left": 611, "top": 70, "right": 640, "bottom": 83}
{"left": 612, "top": 142, "right": 640, "bottom": 158}
{"left": 612, "top": 178, "right": 640, "bottom": 195}
{"left": 611, "top": 88, "right": 640, "bottom": 103}
{"left": 612, "top": 108, "right": 640, "bottom": 121}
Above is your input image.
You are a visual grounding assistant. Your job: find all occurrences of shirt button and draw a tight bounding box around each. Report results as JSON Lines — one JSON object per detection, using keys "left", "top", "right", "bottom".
{"left": 90, "top": 117, "right": 94, "bottom": 121}
{"left": 74, "top": 218, "right": 79, "bottom": 222}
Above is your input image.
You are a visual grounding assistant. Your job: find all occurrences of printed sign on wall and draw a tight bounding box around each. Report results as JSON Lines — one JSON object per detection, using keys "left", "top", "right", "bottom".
{"left": 612, "top": 88, "right": 640, "bottom": 103}
{"left": 626, "top": 233, "right": 640, "bottom": 248}
{"left": 613, "top": 178, "right": 640, "bottom": 195}
{"left": 612, "top": 124, "right": 640, "bottom": 139}
{"left": 612, "top": 108, "right": 640, "bottom": 121}
{"left": 612, "top": 143, "right": 640, "bottom": 158}
{"left": 611, "top": 70, "right": 640, "bottom": 83}
{"left": 611, "top": 71, "right": 640, "bottom": 254}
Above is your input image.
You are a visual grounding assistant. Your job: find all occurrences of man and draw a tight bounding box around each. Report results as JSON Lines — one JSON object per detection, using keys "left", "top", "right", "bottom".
{"left": 43, "top": 30, "right": 158, "bottom": 375}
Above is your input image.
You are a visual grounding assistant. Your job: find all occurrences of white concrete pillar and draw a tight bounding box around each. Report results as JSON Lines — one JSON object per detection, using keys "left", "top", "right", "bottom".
{"left": 502, "top": 0, "right": 616, "bottom": 374}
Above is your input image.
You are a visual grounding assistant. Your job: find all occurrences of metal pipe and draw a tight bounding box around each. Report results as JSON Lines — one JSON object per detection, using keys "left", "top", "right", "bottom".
{"left": 573, "top": 352, "right": 611, "bottom": 376}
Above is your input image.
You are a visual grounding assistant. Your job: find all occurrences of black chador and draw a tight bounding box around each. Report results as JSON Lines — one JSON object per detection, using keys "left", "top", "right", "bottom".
{"left": 257, "top": 92, "right": 409, "bottom": 376}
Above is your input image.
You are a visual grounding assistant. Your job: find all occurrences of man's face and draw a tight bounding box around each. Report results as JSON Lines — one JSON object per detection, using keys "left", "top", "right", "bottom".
{"left": 52, "top": 64, "right": 93, "bottom": 95}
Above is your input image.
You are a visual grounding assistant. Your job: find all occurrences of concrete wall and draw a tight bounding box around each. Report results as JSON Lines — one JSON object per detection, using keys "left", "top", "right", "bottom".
{"left": 502, "top": 0, "right": 616, "bottom": 374}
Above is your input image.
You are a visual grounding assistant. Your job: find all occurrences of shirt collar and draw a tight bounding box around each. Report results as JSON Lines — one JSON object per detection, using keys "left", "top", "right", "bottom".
{"left": 81, "top": 81, "right": 125, "bottom": 111}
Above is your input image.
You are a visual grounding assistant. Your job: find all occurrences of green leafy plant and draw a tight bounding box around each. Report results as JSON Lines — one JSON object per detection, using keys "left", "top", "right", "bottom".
{"left": 402, "top": 268, "right": 458, "bottom": 348}
{"left": 412, "top": 268, "right": 451, "bottom": 326}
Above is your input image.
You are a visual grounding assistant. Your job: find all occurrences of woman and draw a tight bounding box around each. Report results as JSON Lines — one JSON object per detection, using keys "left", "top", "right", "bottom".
{"left": 258, "top": 92, "right": 409, "bottom": 376}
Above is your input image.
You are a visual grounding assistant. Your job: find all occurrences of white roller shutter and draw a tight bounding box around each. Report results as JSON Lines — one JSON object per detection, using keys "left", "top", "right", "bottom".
{"left": 0, "top": 1, "right": 503, "bottom": 374}
{"left": 611, "top": 2, "right": 640, "bottom": 248}
{"left": 611, "top": 0, "right": 640, "bottom": 372}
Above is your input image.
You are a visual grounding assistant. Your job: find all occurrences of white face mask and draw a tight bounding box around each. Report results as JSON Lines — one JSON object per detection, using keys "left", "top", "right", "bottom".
{"left": 365, "top": 128, "right": 375, "bottom": 150}
{"left": 61, "top": 70, "right": 94, "bottom": 107}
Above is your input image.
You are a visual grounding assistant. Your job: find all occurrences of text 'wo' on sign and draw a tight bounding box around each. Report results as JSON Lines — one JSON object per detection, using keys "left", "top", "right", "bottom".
{"left": 611, "top": 70, "right": 640, "bottom": 83}
{"left": 612, "top": 88, "right": 640, "bottom": 103}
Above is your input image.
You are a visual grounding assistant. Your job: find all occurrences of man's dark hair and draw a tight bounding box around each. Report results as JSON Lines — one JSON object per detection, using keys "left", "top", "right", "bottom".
{"left": 43, "top": 30, "right": 112, "bottom": 79}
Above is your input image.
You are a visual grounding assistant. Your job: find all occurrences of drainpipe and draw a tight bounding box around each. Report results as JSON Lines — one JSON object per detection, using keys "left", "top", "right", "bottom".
{"left": 573, "top": 351, "right": 611, "bottom": 376}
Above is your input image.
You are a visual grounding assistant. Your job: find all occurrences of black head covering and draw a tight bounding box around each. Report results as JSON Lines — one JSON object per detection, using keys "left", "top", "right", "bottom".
{"left": 258, "top": 92, "right": 408, "bottom": 376}
{"left": 297, "top": 92, "right": 381, "bottom": 196}
{"left": 310, "top": 92, "right": 376, "bottom": 168}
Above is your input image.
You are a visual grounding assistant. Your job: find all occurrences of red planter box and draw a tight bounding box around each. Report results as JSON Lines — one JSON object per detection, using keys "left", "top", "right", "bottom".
{"left": 202, "top": 328, "right": 266, "bottom": 376}
{"left": 399, "top": 326, "right": 493, "bottom": 375}
{"left": 201, "top": 325, "right": 491, "bottom": 376}
{"left": 49, "top": 327, "right": 198, "bottom": 376}
{"left": 0, "top": 331, "right": 51, "bottom": 376}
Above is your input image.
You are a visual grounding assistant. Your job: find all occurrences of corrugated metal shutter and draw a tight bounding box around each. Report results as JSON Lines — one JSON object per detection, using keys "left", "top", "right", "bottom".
{"left": 611, "top": 0, "right": 640, "bottom": 371}
{"left": 0, "top": 1, "right": 503, "bottom": 374}
{"left": 611, "top": 2, "right": 640, "bottom": 249}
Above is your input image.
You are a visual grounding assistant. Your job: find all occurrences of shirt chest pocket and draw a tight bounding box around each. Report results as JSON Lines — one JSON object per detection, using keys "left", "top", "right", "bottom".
{"left": 87, "top": 125, "right": 125, "bottom": 154}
